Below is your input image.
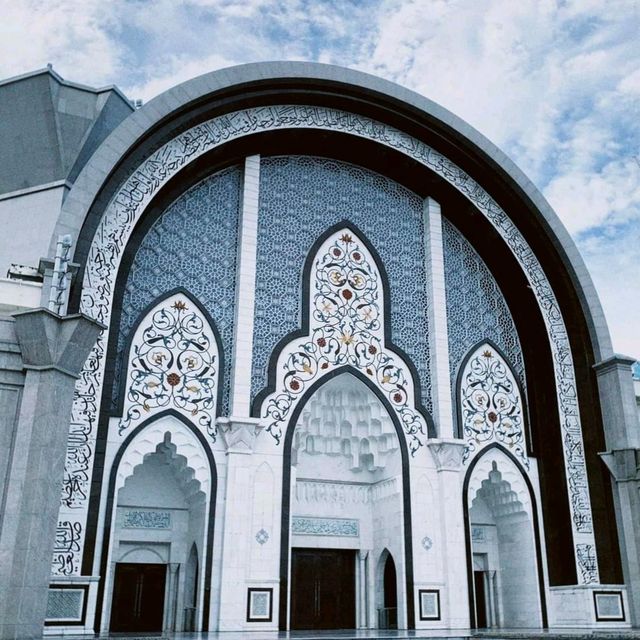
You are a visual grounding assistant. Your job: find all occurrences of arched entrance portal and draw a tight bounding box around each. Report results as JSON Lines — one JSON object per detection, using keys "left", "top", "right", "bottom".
{"left": 287, "top": 372, "right": 407, "bottom": 630}
{"left": 102, "top": 419, "right": 212, "bottom": 633}
{"left": 465, "top": 447, "right": 544, "bottom": 628}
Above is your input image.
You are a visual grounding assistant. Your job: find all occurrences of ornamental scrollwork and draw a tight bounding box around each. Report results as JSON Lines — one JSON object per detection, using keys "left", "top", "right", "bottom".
{"left": 60, "top": 103, "right": 597, "bottom": 582}
{"left": 460, "top": 345, "right": 528, "bottom": 468}
{"left": 119, "top": 296, "right": 218, "bottom": 440}
{"left": 262, "top": 230, "right": 426, "bottom": 454}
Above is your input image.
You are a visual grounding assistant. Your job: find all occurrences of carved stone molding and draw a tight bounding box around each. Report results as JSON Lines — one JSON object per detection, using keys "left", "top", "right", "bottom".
{"left": 600, "top": 449, "right": 640, "bottom": 483}
{"left": 217, "top": 416, "right": 264, "bottom": 454}
{"left": 428, "top": 439, "right": 467, "bottom": 471}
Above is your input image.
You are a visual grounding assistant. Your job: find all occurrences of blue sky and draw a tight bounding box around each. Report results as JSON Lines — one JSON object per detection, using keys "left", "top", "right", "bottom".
{"left": 2, "top": 0, "right": 639, "bottom": 357}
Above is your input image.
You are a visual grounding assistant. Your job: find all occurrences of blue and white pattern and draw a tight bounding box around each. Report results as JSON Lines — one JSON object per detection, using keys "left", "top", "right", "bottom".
{"left": 442, "top": 218, "right": 525, "bottom": 388}
{"left": 114, "top": 167, "right": 241, "bottom": 416}
{"left": 252, "top": 156, "right": 432, "bottom": 414}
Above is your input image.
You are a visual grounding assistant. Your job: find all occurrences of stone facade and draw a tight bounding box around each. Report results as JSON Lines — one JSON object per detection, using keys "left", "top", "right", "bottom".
{"left": 0, "top": 63, "right": 638, "bottom": 638}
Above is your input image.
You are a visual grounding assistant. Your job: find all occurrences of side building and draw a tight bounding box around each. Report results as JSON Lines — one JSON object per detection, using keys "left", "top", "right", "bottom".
{"left": 0, "top": 63, "right": 638, "bottom": 638}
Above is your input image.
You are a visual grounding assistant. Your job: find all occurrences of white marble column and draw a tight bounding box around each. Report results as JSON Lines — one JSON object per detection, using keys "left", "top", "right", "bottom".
{"left": 217, "top": 418, "right": 263, "bottom": 630}
{"left": 230, "top": 155, "right": 260, "bottom": 417}
{"left": 596, "top": 355, "right": 640, "bottom": 625}
{"left": 358, "top": 551, "right": 368, "bottom": 628}
{"left": 423, "top": 197, "right": 454, "bottom": 437}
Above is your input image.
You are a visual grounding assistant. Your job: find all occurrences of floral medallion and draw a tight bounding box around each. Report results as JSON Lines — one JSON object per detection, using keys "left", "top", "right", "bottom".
{"left": 261, "top": 229, "right": 426, "bottom": 454}
{"left": 459, "top": 345, "right": 527, "bottom": 468}
{"left": 119, "top": 294, "right": 219, "bottom": 440}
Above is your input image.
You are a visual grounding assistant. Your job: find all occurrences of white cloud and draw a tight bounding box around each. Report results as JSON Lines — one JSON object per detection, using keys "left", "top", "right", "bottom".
{"left": 0, "top": 0, "right": 123, "bottom": 85}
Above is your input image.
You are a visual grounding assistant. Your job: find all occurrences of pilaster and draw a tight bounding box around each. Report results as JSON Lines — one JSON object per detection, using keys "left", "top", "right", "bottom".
{"left": 423, "top": 197, "right": 454, "bottom": 437}
{"left": 595, "top": 355, "right": 640, "bottom": 624}
{"left": 0, "top": 309, "right": 102, "bottom": 640}
{"left": 229, "top": 155, "right": 260, "bottom": 417}
{"left": 217, "top": 417, "right": 264, "bottom": 630}
{"left": 427, "top": 439, "right": 469, "bottom": 627}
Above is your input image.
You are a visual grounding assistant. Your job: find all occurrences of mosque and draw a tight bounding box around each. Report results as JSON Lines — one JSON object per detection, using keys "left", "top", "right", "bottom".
{"left": 0, "top": 62, "right": 638, "bottom": 638}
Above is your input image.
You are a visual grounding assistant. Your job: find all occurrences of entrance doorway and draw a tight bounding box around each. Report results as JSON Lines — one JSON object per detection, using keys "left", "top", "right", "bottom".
{"left": 290, "top": 548, "right": 356, "bottom": 629}
{"left": 466, "top": 452, "right": 543, "bottom": 628}
{"left": 380, "top": 553, "right": 398, "bottom": 629}
{"left": 473, "top": 570, "right": 488, "bottom": 628}
{"left": 110, "top": 563, "right": 166, "bottom": 632}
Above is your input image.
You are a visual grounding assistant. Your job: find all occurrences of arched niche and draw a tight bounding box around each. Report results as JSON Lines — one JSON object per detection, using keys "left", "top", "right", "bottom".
{"left": 98, "top": 414, "right": 216, "bottom": 633}
{"left": 463, "top": 446, "right": 546, "bottom": 629}
{"left": 283, "top": 370, "right": 413, "bottom": 631}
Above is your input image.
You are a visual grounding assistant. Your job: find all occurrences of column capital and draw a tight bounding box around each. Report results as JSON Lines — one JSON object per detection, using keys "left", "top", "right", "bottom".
{"left": 12, "top": 308, "right": 104, "bottom": 378}
{"left": 428, "top": 438, "right": 467, "bottom": 471}
{"left": 217, "top": 416, "right": 264, "bottom": 453}
{"left": 600, "top": 449, "right": 640, "bottom": 482}
{"left": 593, "top": 353, "right": 637, "bottom": 375}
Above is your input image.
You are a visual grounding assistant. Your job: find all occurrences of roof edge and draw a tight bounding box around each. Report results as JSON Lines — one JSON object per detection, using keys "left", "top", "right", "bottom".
{"left": 0, "top": 66, "right": 134, "bottom": 108}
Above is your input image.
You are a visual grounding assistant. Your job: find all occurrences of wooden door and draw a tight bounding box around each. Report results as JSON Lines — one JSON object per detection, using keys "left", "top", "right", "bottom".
{"left": 291, "top": 548, "right": 356, "bottom": 630}
{"left": 110, "top": 563, "right": 166, "bottom": 632}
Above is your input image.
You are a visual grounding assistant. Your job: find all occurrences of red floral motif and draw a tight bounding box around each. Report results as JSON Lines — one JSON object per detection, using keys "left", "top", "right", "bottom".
{"left": 167, "top": 372, "right": 181, "bottom": 387}
{"left": 368, "top": 345, "right": 377, "bottom": 355}
{"left": 342, "top": 289, "right": 353, "bottom": 300}
{"left": 393, "top": 393, "right": 403, "bottom": 403}
{"left": 317, "top": 337, "right": 327, "bottom": 347}
{"left": 353, "top": 252, "right": 361, "bottom": 261}
{"left": 487, "top": 411, "right": 497, "bottom": 423}
{"left": 290, "top": 380, "right": 300, "bottom": 391}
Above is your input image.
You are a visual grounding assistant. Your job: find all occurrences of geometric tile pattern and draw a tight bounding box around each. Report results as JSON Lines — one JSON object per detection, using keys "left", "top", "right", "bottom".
{"left": 252, "top": 156, "right": 432, "bottom": 414}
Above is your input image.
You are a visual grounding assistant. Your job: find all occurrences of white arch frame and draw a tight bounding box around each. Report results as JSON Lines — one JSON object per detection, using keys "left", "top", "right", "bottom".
{"left": 101, "top": 414, "right": 211, "bottom": 632}
{"left": 54, "top": 103, "right": 597, "bottom": 584}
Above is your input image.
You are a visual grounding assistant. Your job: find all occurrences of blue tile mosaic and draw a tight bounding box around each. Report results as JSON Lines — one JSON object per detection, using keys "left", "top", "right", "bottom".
{"left": 442, "top": 217, "right": 525, "bottom": 390}
{"left": 252, "top": 156, "right": 433, "bottom": 414}
{"left": 112, "top": 166, "right": 242, "bottom": 415}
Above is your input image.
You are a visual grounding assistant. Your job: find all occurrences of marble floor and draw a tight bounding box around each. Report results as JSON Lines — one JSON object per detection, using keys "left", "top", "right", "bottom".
{"left": 44, "top": 629, "right": 640, "bottom": 640}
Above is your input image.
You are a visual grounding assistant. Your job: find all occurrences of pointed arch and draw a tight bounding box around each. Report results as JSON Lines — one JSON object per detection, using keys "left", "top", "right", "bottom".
{"left": 117, "top": 289, "right": 223, "bottom": 441}
{"left": 456, "top": 340, "right": 530, "bottom": 468}
{"left": 254, "top": 223, "right": 434, "bottom": 455}
{"left": 462, "top": 444, "right": 547, "bottom": 628}
{"left": 95, "top": 412, "right": 218, "bottom": 632}
{"left": 278, "top": 367, "right": 415, "bottom": 630}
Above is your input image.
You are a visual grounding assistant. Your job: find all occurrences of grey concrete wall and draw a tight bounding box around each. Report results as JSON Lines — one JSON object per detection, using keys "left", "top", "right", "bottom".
{"left": 0, "top": 309, "right": 102, "bottom": 640}
{"left": 0, "top": 317, "right": 25, "bottom": 537}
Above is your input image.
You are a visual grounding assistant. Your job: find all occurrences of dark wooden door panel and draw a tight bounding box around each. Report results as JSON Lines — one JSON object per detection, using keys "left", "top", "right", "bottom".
{"left": 110, "top": 563, "right": 166, "bottom": 632}
{"left": 291, "top": 548, "right": 356, "bottom": 630}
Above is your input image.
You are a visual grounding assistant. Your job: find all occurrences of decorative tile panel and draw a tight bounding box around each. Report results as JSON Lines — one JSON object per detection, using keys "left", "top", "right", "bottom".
{"left": 471, "top": 526, "right": 486, "bottom": 542}
{"left": 61, "top": 104, "right": 597, "bottom": 583}
{"left": 46, "top": 588, "right": 84, "bottom": 622}
{"left": 123, "top": 510, "right": 171, "bottom": 529}
{"left": 292, "top": 516, "right": 359, "bottom": 537}
{"left": 459, "top": 344, "right": 528, "bottom": 468}
{"left": 260, "top": 228, "right": 428, "bottom": 454}
{"left": 253, "top": 157, "right": 432, "bottom": 413}
{"left": 119, "top": 293, "right": 219, "bottom": 440}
